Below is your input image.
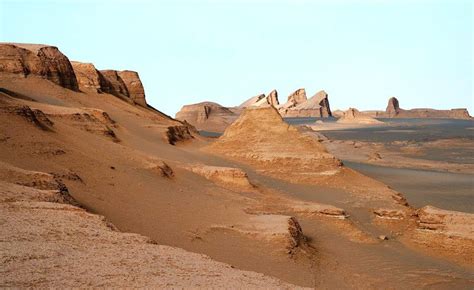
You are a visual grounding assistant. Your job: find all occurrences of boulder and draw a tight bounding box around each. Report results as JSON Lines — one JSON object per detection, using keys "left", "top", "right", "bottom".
{"left": 0, "top": 43, "right": 79, "bottom": 91}
{"left": 118, "top": 70, "right": 147, "bottom": 107}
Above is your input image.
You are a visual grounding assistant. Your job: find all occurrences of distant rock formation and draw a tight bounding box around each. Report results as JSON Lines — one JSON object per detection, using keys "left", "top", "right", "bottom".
{"left": 279, "top": 90, "right": 332, "bottom": 117}
{"left": 279, "top": 88, "right": 307, "bottom": 110}
{"left": 178, "top": 88, "right": 333, "bottom": 132}
{"left": 238, "top": 89, "right": 279, "bottom": 109}
{"left": 337, "top": 108, "right": 383, "bottom": 124}
{"left": 332, "top": 110, "right": 344, "bottom": 118}
{"left": 175, "top": 102, "right": 238, "bottom": 132}
{"left": 384, "top": 97, "right": 470, "bottom": 119}
{"left": 386, "top": 97, "right": 400, "bottom": 117}
{"left": 0, "top": 43, "right": 79, "bottom": 91}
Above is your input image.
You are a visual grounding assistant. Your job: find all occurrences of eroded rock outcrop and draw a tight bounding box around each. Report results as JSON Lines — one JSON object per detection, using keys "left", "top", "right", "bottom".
{"left": 213, "top": 215, "right": 305, "bottom": 251}
{"left": 279, "top": 88, "right": 307, "bottom": 110}
{"left": 279, "top": 90, "right": 332, "bottom": 117}
{"left": 405, "top": 206, "right": 474, "bottom": 266}
{"left": 118, "top": 70, "right": 147, "bottom": 107}
{"left": 72, "top": 63, "right": 148, "bottom": 107}
{"left": 386, "top": 97, "right": 400, "bottom": 117}
{"left": 206, "top": 106, "right": 341, "bottom": 183}
{"left": 384, "top": 97, "right": 471, "bottom": 119}
{"left": 100, "top": 70, "right": 130, "bottom": 99}
{"left": 164, "top": 124, "right": 195, "bottom": 145}
{"left": 175, "top": 102, "right": 238, "bottom": 132}
{"left": 0, "top": 105, "right": 54, "bottom": 131}
{"left": 0, "top": 43, "right": 79, "bottom": 91}
{"left": 71, "top": 61, "right": 111, "bottom": 93}
{"left": 337, "top": 108, "right": 383, "bottom": 124}
{"left": 239, "top": 90, "right": 279, "bottom": 109}
{"left": 184, "top": 164, "right": 254, "bottom": 190}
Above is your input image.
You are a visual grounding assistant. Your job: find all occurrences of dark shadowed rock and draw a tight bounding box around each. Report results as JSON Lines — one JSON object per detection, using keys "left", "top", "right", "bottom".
{"left": 0, "top": 43, "right": 79, "bottom": 91}
{"left": 100, "top": 70, "right": 130, "bottom": 99}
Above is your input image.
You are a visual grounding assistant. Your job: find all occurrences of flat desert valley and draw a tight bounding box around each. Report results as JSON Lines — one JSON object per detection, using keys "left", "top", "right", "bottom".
{"left": 0, "top": 43, "right": 473, "bottom": 288}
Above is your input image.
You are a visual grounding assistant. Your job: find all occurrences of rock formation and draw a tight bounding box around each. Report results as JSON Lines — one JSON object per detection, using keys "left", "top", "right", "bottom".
{"left": 71, "top": 62, "right": 148, "bottom": 107}
{"left": 279, "top": 88, "right": 307, "bottom": 110}
{"left": 359, "top": 97, "right": 471, "bottom": 119}
{"left": 213, "top": 215, "right": 306, "bottom": 251}
{"left": 279, "top": 90, "right": 333, "bottom": 117}
{"left": 265, "top": 90, "right": 279, "bottom": 107}
{"left": 238, "top": 90, "right": 279, "bottom": 109}
{"left": 386, "top": 97, "right": 400, "bottom": 117}
{"left": 337, "top": 108, "right": 383, "bottom": 124}
{"left": 118, "top": 70, "right": 147, "bottom": 107}
{"left": 175, "top": 102, "right": 238, "bottom": 132}
{"left": 71, "top": 61, "right": 111, "bottom": 93}
{"left": 205, "top": 106, "right": 341, "bottom": 183}
{"left": 184, "top": 164, "right": 254, "bottom": 190}
{"left": 0, "top": 43, "right": 79, "bottom": 91}
{"left": 100, "top": 70, "right": 130, "bottom": 99}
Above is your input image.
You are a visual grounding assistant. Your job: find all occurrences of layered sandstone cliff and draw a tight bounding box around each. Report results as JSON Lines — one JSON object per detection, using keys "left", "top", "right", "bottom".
{"left": 118, "top": 70, "right": 147, "bottom": 107}
{"left": 0, "top": 43, "right": 79, "bottom": 91}
{"left": 71, "top": 61, "right": 111, "bottom": 93}
{"left": 71, "top": 62, "right": 148, "bottom": 107}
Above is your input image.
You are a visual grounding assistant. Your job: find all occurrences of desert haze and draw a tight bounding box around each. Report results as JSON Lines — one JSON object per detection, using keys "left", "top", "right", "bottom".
{"left": 0, "top": 41, "right": 472, "bottom": 289}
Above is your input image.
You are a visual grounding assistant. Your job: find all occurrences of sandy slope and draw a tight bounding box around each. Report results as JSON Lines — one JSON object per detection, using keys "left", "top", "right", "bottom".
{"left": 1, "top": 72, "right": 473, "bottom": 288}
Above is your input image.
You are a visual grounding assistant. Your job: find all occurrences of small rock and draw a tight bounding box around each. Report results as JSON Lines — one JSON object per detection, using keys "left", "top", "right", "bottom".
{"left": 378, "top": 235, "right": 388, "bottom": 241}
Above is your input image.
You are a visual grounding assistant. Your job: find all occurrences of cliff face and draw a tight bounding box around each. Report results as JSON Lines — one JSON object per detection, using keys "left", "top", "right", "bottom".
{"left": 100, "top": 70, "right": 130, "bottom": 99}
{"left": 71, "top": 62, "right": 111, "bottom": 93}
{"left": 118, "top": 71, "right": 147, "bottom": 107}
{"left": 0, "top": 43, "right": 79, "bottom": 91}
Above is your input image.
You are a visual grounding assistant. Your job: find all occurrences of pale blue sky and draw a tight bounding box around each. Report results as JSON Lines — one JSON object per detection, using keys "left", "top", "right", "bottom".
{"left": 1, "top": 0, "right": 472, "bottom": 115}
